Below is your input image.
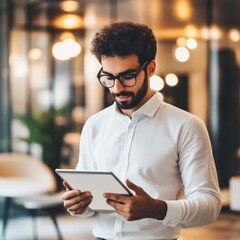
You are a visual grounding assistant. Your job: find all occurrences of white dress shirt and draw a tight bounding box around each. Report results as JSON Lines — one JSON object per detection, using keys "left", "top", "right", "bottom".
{"left": 76, "top": 92, "right": 221, "bottom": 240}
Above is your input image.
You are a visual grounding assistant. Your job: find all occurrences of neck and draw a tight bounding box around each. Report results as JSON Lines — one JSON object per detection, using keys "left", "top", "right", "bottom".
{"left": 120, "top": 90, "right": 154, "bottom": 118}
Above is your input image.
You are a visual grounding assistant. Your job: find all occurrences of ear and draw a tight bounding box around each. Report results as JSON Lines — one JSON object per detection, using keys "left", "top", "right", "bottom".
{"left": 147, "top": 60, "right": 156, "bottom": 77}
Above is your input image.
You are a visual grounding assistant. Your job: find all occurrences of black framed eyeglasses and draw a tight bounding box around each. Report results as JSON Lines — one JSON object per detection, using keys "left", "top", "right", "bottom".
{"left": 97, "top": 61, "right": 148, "bottom": 88}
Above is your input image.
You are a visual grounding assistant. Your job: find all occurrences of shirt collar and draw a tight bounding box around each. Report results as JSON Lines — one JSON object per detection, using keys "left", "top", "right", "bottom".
{"left": 113, "top": 92, "right": 163, "bottom": 118}
{"left": 136, "top": 92, "right": 162, "bottom": 118}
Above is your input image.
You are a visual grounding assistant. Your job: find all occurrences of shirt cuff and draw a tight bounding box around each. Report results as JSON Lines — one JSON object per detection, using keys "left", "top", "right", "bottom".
{"left": 67, "top": 207, "right": 95, "bottom": 218}
{"left": 163, "top": 200, "right": 183, "bottom": 227}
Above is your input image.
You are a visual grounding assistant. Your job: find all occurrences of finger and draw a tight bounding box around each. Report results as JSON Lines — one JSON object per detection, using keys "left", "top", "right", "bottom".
{"left": 62, "top": 189, "right": 80, "bottom": 200}
{"left": 63, "top": 191, "right": 92, "bottom": 209}
{"left": 62, "top": 189, "right": 91, "bottom": 201}
{"left": 63, "top": 181, "right": 72, "bottom": 191}
{"left": 103, "top": 193, "right": 126, "bottom": 204}
{"left": 126, "top": 179, "right": 146, "bottom": 195}
{"left": 106, "top": 198, "right": 125, "bottom": 210}
{"left": 106, "top": 200, "right": 134, "bottom": 221}
{"left": 68, "top": 196, "right": 93, "bottom": 212}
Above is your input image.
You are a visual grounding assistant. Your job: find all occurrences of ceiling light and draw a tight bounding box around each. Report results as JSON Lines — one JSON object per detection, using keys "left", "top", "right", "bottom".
{"left": 53, "top": 14, "right": 83, "bottom": 29}
{"left": 60, "top": 1, "right": 79, "bottom": 12}
{"left": 174, "top": 0, "right": 192, "bottom": 21}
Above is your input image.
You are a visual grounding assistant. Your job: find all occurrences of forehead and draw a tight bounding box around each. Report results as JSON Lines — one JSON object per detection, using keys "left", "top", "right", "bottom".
{"left": 101, "top": 55, "right": 140, "bottom": 75}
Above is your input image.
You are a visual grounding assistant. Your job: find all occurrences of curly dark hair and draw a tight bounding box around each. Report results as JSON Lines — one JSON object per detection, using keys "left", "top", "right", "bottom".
{"left": 90, "top": 21, "right": 157, "bottom": 64}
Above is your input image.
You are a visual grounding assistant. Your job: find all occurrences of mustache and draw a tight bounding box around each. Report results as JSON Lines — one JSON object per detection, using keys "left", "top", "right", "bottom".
{"left": 112, "top": 91, "right": 134, "bottom": 98}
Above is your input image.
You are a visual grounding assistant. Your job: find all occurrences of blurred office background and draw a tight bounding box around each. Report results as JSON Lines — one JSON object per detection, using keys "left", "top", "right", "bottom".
{"left": 0, "top": 0, "right": 240, "bottom": 239}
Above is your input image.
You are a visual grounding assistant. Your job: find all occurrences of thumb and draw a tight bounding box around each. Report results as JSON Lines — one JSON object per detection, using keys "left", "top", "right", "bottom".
{"left": 63, "top": 181, "right": 72, "bottom": 191}
{"left": 126, "top": 179, "right": 147, "bottom": 195}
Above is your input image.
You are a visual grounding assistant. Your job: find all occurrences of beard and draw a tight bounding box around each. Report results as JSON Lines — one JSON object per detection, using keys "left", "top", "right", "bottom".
{"left": 111, "top": 73, "right": 148, "bottom": 110}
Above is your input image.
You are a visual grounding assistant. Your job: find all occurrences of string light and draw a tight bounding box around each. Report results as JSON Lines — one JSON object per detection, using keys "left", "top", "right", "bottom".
{"left": 186, "top": 38, "right": 197, "bottom": 49}
{"left": 165, "top": 74, "right": 179, "bottom": 86}
{"left": 52, "top": 34, "right": 81, "bottom": 61}
{"left": 174, "top": 46, "right": 190, "bottom": 62}
{"left": 229, "top": 29, "right": 240, "bottom": 42}
{"left": 150, "top": 75, "right": 164, "bottom": 91}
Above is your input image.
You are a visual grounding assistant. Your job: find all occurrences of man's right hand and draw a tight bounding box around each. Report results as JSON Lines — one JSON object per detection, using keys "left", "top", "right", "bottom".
{"left": 62, "top": 181, "right": 93, "bottom": 215}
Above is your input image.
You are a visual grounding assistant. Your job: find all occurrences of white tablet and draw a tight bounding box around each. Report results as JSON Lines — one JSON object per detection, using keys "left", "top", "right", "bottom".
{"left": 55, "top": 169, "right": 132, "bottom": 211}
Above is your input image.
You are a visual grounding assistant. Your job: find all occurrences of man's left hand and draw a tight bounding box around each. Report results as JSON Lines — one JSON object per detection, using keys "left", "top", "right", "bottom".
{"left": 103, "top": 179, "right": 167, "bottom": 221}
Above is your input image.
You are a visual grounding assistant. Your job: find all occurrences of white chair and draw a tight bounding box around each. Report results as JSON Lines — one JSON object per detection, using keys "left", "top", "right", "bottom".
{"left": 0, "top": 152, "right": 63, "bottom": 240}
{"left": 229, "top": 176, "right": 240, "bottom": 212}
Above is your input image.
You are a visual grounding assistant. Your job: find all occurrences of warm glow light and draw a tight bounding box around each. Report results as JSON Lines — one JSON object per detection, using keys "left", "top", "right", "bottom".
{"left": 52, "top": 38, "right": 81, "bottom": 61}
{"left": 84, "top": 11, "right": 97, "bottom": 28}
{"left": 53, "top": 14, "right": 83, "bottom": 29}
{"left": 165, "top": 74, "right": 179, "bottom": 86}
{"left": 63, "top": 38, "right": 81, "bottom": 58}
{"left": 59, "top": 31, "right": 75, "bottom": 41}
{"left": 210, "top": 26, "right": 222, "bottom": 40}
{"left": 64, "top": 132, "right": 80, "bottom": 145}
{"left": 71, "top": 106, "right": 85, "bottom": 124}
{"left": 185, "top": 24, "right": 198, "bottom": 38}
{"left": 201, "top": 26, "right": 222, "bottom": 40}
{"left": 52, "top": 42, "right": 68, "bottom": 60}
{"left": 229, "top": 29, "right": 240, "bottom": 42}
{"left": 10, "top": 55, "right": 29, "bottom": 78}
{"left": 150, "top": 75, "right": 164, "bottom": 91}
{"left": 201, "top": 27, "right": 210, "bottom": 40}
{"left": 36, "top": 90, "right": 53, "bottom": 110}
{"left": 28, "top": 48, "right": 42, "bottom": 60}
{"left": 174, "top": 0, "right": 192, "bottom": 21}
{"left": 60, "top": 1, "right": 79, "bottom": 12}
{"left": 176, "top": 37, "right": 186, "bottom": 46}
{"left": 174, "top": 46, "right": 190, "bottom": 62}
{"left": 237, "top": 147, "right": 240, "bottom": 158}
{"left": 186, "top": 38, "right": 197, "bottom": 49}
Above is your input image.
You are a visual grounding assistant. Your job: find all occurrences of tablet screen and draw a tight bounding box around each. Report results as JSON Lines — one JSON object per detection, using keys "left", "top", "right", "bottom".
{"left": 55, "top": 169, "right": 132, "bottom": 211}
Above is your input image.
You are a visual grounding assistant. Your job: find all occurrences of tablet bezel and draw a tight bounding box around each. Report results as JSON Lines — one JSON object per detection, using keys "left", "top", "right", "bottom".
{"left": 55, "top": 169, "right": 132, "bottom": 211}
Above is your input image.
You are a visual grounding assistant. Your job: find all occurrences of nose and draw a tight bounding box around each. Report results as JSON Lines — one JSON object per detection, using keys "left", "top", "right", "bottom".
{"left": 112, "top": 78, "right": 125, "bottom": 93}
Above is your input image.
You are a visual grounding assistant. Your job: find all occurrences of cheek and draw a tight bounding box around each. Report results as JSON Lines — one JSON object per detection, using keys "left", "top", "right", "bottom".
{"left": 134, "top": 74, "right": 146, "bottom": 89}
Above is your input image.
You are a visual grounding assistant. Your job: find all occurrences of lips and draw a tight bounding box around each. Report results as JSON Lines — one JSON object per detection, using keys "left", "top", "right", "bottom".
{"left": 117, "top": 95, "right": 131, "bottom": 101}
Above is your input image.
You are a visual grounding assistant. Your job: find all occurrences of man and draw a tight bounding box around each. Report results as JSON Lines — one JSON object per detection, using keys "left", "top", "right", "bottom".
{"left": 62, "top": 22, "right": 221, "bottom": 240}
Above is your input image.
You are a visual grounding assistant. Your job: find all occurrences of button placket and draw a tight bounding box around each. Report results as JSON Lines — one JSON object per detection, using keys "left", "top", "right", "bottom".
{"left": 122, "top": 117, "right": 140, "bottom": 180}
{"left": 114, "top": 115, "right": 141, "bottom": 238}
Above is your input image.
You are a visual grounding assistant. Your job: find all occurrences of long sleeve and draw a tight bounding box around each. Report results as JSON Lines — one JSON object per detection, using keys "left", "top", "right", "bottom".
{"left": 163, "top": 117, "right": 222, "bottom": 228}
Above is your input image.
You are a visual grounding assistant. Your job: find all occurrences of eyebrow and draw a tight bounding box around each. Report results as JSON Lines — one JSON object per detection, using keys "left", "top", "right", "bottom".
{"left": 101, "top": 67, "right": 138, "bottom": 76}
